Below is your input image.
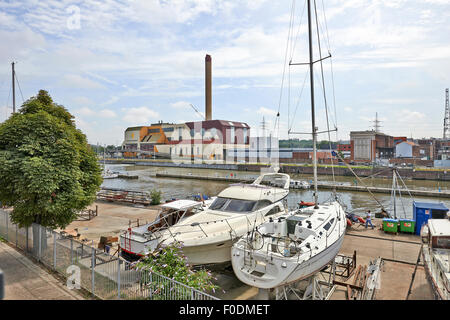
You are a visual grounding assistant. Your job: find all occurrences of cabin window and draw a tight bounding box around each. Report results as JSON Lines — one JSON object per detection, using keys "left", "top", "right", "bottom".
{"left": 266, "top": 206, "right": 281, "bottom": 216}
{"left": 209, "top": 197, "right": 228, "bottom": 210}
{"left": 224, "top": 199, "right": 257, "bottom": 213}
{"left": 255, "top": 200, "right": 272, "bottom": 210}
{"left": 323, "top": 218, "right": 336, "bottom": 231}
{"left": 209, "top": 197, "right": 257, "bottom": 213}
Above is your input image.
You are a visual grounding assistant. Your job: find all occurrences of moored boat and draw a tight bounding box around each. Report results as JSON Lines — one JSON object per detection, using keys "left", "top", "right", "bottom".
{"left": 231, "top": 201, "right": 346, "bottom": 288}
{"left": 420, "top": 217, "right": 450, "bottom": 300}
{"left": 120, "top": 198, "right": 213, "bottom": 260}
{"left": 156, "top": 171, "right": 291, "bottom": 266}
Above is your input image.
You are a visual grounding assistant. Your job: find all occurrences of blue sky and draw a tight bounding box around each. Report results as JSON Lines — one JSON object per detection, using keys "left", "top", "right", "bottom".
{"left": 1, "top": 0, "right": 450, "bottom": 145}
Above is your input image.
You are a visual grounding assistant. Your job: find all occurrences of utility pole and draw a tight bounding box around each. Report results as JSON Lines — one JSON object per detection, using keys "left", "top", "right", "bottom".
{"left": 372, "top": 112, "right": 382, "bottom": 133}
{"left": 12, "top": 61, "right": 16, "bottom": 114}
{"left": 443, "top": 88, "right": 449, "bottom": 140}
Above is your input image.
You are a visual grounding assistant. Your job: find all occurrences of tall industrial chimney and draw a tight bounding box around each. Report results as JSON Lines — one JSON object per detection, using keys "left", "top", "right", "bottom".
{"left": 205, "top": 54, "right": 212, "bottom": 121}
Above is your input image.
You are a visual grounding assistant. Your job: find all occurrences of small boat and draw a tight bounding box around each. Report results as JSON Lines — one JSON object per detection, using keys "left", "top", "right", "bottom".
{"left": 156, "top": 171, "right": 291, "bottom": 266}
{"left": 299, "top": 201, "right": 315, "bottom": 208}
{"left": 102, "top": 169, "right": 119, "bottom": 179}
{"left": 119, "top": 199, "right": 214, "bottom": 260}
{"left": 420, "top": 217, "right": 450, "bottom": 300}
{"left": 290, "top": 180, "right": 311, "bottom": 189}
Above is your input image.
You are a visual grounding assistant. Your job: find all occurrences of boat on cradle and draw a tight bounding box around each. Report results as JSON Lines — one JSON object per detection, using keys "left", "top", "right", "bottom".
{"left": 120, "top": 198, "right": 214, "bottom": 261}
{"left": 156, "top": 172, "right": 291, "bottom": 266}
{"left": 290, "top": 180, "right": 310, "bottom": 189}
{"left": 231, "top": 0, "right": 346, "bottom": 289}
{"left": 231, "top": 201, "right": 346, "bottom": 288}
{"left": 420, "top": 216, "right": 450, "bottom": 300}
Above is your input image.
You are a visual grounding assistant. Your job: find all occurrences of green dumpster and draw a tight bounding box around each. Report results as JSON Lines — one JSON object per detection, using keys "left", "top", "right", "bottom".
{"left": 399, "top": 219, "right": 415, "bottom": 233}
{"left": 383, "top": 218, "right": 398, "bottom": 233}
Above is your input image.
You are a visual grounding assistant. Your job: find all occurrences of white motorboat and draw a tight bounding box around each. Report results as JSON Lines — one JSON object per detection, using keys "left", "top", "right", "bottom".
{"left": 231, "top": 201, "right": 346, "bottom": 288}
{"left": 231, "top": 0, "right": 346, "bottom": 289}
{"left": 420, "top": 217, "right": 450, "bottom": 300}
{"left": 102, "top": 169, "right": 119, "bottom": 179}
{"left": 120, "top": 198, "right": 214, "bottom": 260}
{"left": 156, "top": 172, "right": 291, "bottom": 266}
{"left": 290, "top": 180, "right": 310, "bottom": 189}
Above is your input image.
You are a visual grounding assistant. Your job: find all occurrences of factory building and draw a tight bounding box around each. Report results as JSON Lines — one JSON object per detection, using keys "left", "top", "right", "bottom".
{"left": 122, "top": 54, "right": 250, "bottom": 162}
{"left": 350, "top": 130, "right": 394, "bottom": 163}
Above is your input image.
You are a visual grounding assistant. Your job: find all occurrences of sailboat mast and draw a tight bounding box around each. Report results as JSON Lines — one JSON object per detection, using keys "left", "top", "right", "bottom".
{"left": 307, "top": 0, "right": 319, "bottom": 208}
{"left": 12, "top": 61, "right": 16, "bottom": 114}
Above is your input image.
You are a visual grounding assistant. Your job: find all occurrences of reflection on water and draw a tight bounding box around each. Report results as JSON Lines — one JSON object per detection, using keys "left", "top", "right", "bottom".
{"left": 102, "top": 164, "right": 450, "bottom": 219}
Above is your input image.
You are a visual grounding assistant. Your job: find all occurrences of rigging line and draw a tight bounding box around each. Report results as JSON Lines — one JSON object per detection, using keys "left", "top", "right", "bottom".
{"left": 288, "top": 69, "right": 309, "bottom": 131}
{"left": 275, "top": 0, "right": 296, "bottom": 132}
{"left": 289, "top": 0, "right": 307, "bottom": 62}
{"left": 320, "top": 0, "right": 338, "bottom": 139}
{"left": 320, "top": 0, "right": 332, "bottom": 54}
{"left": 14, "top": 72, "right": 25, "bottom": 103}
{"left": 313, "top": 0, "right": 335, "bottom": 185}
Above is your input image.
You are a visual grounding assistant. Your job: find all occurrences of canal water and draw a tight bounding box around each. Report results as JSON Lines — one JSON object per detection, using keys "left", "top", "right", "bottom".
{"left": 102, "top": 164, "right": 450, "bottom": 219}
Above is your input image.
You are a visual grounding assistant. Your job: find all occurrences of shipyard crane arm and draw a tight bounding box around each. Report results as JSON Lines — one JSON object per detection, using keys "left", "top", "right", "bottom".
{"left": 190, "top": 104, "right": 205, "bottom": 120}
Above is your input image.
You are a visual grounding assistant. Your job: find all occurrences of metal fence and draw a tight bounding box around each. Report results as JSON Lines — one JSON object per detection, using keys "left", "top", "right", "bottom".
{"left": 0, "top": 208, "right": 218, "bottom": 300}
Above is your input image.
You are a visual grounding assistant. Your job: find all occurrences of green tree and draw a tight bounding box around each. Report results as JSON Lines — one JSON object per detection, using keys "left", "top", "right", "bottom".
{"left": 0, "top": 90, "right": 102, "bottom": 230}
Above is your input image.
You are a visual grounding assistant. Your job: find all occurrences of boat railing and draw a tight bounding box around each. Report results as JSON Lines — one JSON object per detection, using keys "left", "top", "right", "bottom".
{"left": 242, "top": 232, "right": 315, "bottom": 260}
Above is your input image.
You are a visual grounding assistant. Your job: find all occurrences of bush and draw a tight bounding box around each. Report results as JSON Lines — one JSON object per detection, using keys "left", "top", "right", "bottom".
{"left": 150, "top": 189, "right": 162, "bottom": 205}
{"left": 135, "top": 241, "right": 219, "bottom": 298}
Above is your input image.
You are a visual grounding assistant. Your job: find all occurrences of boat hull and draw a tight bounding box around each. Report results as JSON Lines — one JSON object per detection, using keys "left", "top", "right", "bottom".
{"left": 232, "top": 229, "right": 345, "bottom": 289}
{"left": 422, "top": 247, "right": 450, "bottom": 300}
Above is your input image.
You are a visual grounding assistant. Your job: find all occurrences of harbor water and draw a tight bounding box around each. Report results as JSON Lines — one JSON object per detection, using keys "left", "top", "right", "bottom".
{"left": 102, "top": 164, "right": 450, "bottom": 219}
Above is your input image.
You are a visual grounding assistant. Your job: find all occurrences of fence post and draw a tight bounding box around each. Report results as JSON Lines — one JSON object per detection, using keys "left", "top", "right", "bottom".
{"left": 26, "top": 227, "right": 29, "bottom": 252}
{"left": 117, "top": 258, "right": 121, "bottom": 300}
{"left": 38, "top": 225, "right": 42, "bottom": 262}
{"left": 91, "top": 248, "right": 95, "bottom": 297}
{"left": 70, "top": 238, "right": 73, "bottom": 264}
{"left": 149, "top": 272, "right": 152, "bottom": 300}
{"left": 15, "top": 224, "right": 18, "bottom": 247}
{"left": 5, "top": 212, "right": 8, "bottom": 241}
{"left": 53, "top": 232, "right": 57, "bottom": 270}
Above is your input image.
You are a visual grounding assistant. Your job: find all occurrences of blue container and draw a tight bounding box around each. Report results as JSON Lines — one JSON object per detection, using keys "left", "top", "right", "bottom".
{"left": 413, "top": 201, "right": 449, "bottom": 235}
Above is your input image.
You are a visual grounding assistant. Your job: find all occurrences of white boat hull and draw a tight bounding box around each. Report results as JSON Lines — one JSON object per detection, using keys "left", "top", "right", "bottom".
{"left": 232, "top": 232, "right": 345, "bottom": 289}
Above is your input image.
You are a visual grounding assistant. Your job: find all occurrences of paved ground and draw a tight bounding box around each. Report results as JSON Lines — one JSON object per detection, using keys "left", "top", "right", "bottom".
{"left": 0, "top": 241, "right": 86, "bottom": 300}
{"left": 60, "top": 201, "right": 160, "bottom": 249}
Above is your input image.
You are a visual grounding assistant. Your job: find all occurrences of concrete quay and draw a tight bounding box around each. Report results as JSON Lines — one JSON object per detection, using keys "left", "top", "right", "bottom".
{"left": 104, "top": 158, "right": 450, "bottom": 181}
{"left": 154, "top": 172, "right": 450, "bottom": 198}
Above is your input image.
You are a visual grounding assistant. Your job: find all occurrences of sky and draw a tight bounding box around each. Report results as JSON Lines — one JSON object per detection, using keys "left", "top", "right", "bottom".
{"left": 1, "top": 0, "right": 450, "bottom": 146}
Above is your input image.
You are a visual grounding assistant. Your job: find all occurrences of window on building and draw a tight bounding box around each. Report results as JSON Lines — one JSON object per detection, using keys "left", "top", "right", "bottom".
{"left": 230, "top": 126, "right": 235, "bottom": 143}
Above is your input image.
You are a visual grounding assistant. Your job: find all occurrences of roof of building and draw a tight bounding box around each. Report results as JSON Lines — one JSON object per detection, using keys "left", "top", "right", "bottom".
{"left": 125, "top": 126, "right": 144, "bottom": 131}
{"left": 185, "top": 119, "right": 250, "bottom": 128}
{"left": 398, "top": 141, "right": 418, "bottom": 147}
{"left": 414, "top": 201, "right": 449, "bottom": 211}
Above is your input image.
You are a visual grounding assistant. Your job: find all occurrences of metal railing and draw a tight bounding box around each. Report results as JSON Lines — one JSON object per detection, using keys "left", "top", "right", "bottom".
{"left": 0, "top": 208, "right": 218, "bottom": 300}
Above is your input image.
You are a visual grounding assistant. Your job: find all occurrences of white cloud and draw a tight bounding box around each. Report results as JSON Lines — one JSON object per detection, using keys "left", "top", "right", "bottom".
{"left": 257, "top": 107, "right": 278, "bottom": 117}
{"left": 62, "top": 74, "right": 105, "bottom": 89}
{"left": 171, "top": 101, "right": 191, "bottom": 109}
{"left": 122, "top": 107, "right": 160, "bottom": 124}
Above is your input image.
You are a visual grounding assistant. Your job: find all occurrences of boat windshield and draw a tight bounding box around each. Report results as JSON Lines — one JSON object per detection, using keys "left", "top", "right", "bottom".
{"left": 209, "top": 197, "right": 258, "bottom": 213}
